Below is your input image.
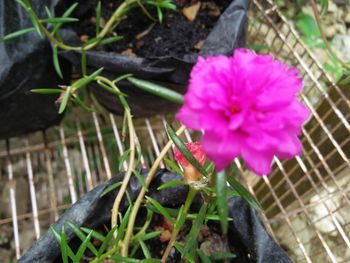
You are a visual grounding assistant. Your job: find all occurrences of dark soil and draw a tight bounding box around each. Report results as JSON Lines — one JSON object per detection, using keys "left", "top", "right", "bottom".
{"left": 65, "top": 0, "right": 232, "bottom": 58}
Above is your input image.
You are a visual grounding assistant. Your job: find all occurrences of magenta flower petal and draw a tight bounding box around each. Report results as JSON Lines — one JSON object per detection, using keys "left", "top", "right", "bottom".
{"left": 176, "top": 48, "right": 310, "bottom": 176}
{"left": 201, "top": 131, "right": 241, "bottom": 171}
{"left": 241, "top": 146, "right": 274, "bottom": 175}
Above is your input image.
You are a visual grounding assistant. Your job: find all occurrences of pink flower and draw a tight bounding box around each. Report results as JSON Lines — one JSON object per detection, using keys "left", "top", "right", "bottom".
{"left": 176, "top": 48, "right": 309, "bottom": 175}
{"left": 174, "top": 142, "right": 206, "bottom": 182}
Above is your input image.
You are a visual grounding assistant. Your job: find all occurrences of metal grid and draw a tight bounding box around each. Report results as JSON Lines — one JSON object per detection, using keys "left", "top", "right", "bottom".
{"left": 0, "top": 0, "right": 349, "bottom": 262}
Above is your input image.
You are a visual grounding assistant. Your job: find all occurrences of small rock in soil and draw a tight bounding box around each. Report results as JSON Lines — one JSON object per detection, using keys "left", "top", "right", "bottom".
{"left": 182, "top": 1, "right": 201, "bottom": 21}
{"left": 121, "top": 48, "right": 136, "bottom": 57}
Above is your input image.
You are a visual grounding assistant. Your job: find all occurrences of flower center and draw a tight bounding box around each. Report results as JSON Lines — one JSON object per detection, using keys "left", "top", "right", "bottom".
{"left": 229, "top": 103, "right": 241, "bottom": 114}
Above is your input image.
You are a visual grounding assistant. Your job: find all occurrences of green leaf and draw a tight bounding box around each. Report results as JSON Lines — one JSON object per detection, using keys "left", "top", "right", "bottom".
{"left": 99, "top": 36, "right": 124, "bottom": 46}
{"left": 31, "top": 88, "right": 63, "bottom": 94}
{"left": 110, "top": 255, "right": 140, "bottom": 262}
{"left": 113, "top": 73, "right": 133, "bottom": 83}
{"left": 83, "top": 36, "right": 103, "bottom": 47}
{"left": 72, "top": 95, "right": 94, "bottom": 112}
{"left": 174, "top": 205, "right": 186, "bottom": 231}
{"left": 118, "top": 149, "right": 131, "bottom": 171}
{"left": 1, "top": 27, "right": 35, "bottom": 41}
{"left": 72, "top": 67, "right": 104, "bottom": 91}
{"left": 75, "top": 230, "right": 93, "bottom": 261}
{"left": 145, "top": 204, "right": 178, "bottom": 218}
{"left": 197, "top": 249, "right": 212, "bottom": 263}
{"left": 95, "top": 1, "right": 101, "bottom": 36}
{"left": 53, "top": 45, "right": 63, "bottom": 79}
{"left": 96, "top": 80, "right": 125, "bottom": 96}
{"left": 133, "top": 169, "right": 148, "bottom": 191}
{"left": 216, "top": 170, "right": 228, "bottom": 235}
{"left": 157, "top": 180, "right": 187, "bottom": 190}
{"left": 100, "top": 182, "right": 122, "bottom": 197}
{"left": 166, "top": 124, "right": 208, "bottom": 177}
{"left": 228, "top": 190, "right": 240, "bottom": 197}
{"left": 174, "top": 242, "right": 195, "bottom": 263}
{"left": 66, "top": 221, "right": 98, "bottom": 256}
{"left": 164, "top": 158, "right": 183, "bottom": 176}
{"left": 50, "top": 225, "right": 75, "bottom": 263}
{"left": 139, "top": 239, "right": 151, "bottom": 259}
{"left": 145, "top": 196, "right": 174, "bottom": 223}
{"left": 187, "top": 213, "right": 233, "bottom": 222}
{"left": 319, "top": 0, "right": 329, "bottom": 16}
{"left": 80, "top": 227, "right": 106, "bottom": 242}
{"left": 40, "top": 17, "right": 79, "bottom": 24}
{"left": 50, "top": 225, "right": 61, "bottom": 242}
{"left": 128, "top": 77, "right": 184, "bottom": 105}
{"left": 114, "top": 204, "right": 133, "bottom": 245}
{"left": 139, "top": 231, "right": 161, "bottom": 241}
{"left": 227, "top": 175, "right": 261, "bottom": 209}
{"left": 159, "top": 1, "right": 176, "bottom": 10}
{"left": 205, "top": 162, "right": 215, "bottom": 175}
{"left": 140, "top": 260, "right": 162, "bottom": 263}
{"left": 27, "top": 8, "right": 43, "bottom": 37}
{"left": 156, "top": 6, "right": 163, "bottom": 24}
{"left": 97, "top": 225, "right": 117, "bottom": 257}
{"left": 15, "top": 0, "right": 28, "bottom": 10}
{"left": 60, "top": 226, "right": 69, "bottom": 263}
{"left": 53, "top": 3, "right": 78, "bottom": 32}
{"left": 210, "top": 252, "right": 236, "bottom": 261}
{"left": 183, "top": 203, "right": 207, "bottom": 256}
{"left": 296, "top": 13, "right": 320, "bottom": 39}
{"left": 58, "top": 86, "right": 72, "bottom": 114}
{"left": 81, "top": 49, "right": 87, "bottom": 76}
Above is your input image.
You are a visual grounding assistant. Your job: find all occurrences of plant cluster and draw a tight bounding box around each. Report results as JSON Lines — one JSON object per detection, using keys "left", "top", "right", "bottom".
{"left": 1, "top": 1, "right": 311, "bottom": 262}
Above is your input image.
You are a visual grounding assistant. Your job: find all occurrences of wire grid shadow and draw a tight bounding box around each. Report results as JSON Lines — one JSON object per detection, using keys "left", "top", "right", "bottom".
{"left": 0, "top": 0, "right": 349, "bottom": 262}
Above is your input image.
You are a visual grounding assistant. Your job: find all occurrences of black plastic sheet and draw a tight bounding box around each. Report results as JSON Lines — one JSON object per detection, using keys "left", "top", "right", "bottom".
{"left": 61, "top": 0, "right": 249, "bottom": 117}
{"left": 0, "top": 0, "right": 71, "bottom": 139}
{"left": 19, "top": 169, "right": 292, "bottom": 263}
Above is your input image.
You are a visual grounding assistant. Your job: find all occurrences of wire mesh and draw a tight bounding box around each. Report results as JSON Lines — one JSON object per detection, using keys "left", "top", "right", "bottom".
{"left": 0, "top": 0, "right": 349, "bottom": 262}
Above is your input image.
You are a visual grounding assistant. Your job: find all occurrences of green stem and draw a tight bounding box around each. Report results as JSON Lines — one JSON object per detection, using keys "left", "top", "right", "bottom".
{"left": 161, "top": 187, "right": 198, "bottom": 263}
{"left": 23, "top": 0, "right": 138, "bottom": 51}
{"left": 95, "top": 76, "right": 130, "bottom": 110}
{"left": 120, "top": 125, "right": 186, "bottom": 257}
{"left": 110, "top": 109, "right": 136, "bottom": 237}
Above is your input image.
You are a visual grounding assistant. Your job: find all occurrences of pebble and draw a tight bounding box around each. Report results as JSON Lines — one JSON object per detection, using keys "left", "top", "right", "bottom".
{"left": 182, "top": 2, "right": 201, "bottom": 21}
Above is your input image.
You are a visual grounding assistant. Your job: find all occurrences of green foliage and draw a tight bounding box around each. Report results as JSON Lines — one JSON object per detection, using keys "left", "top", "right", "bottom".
{"left": 227, "top": 174, "right": 261, "bottom": 210}
{"left": 100, "top": 182, "right": 122, "bottom": 197}
{"left": 215, "top": 171, "right": 228, "bottom": 234}
{"left": 53, "top": 45, "right": 63, "bottom": 78}
{"left": 157, "top": 180, "right": 187, "bottom": 190}
{"left": 145, "top": 0, "right": 176, "bottom": 23}
{"left": 128, "top": 77, "right": 184, "bottom": 105}
{"left": 174, "top": 242, "right": 195, "bottom": 263}
{"left": 145, "top": 196, "right": 175, "bottom": 223}
{"left": 296, "top": 12, "right": 322, "bottom": 48}
{"left": 133, "top": 169, "right": 148, "bottom": 190}
{"left": 164, "top": 158, "right": 183, "bottom": 176}
{"left": 118, "top": 149, "right": 131, "bottom": 171}
{"left": 0, "top": 27, "right": 35, "bottom": 41}
{"left": 182, "top": 203, "right": 207, "bottom": 256}
{"left": 98, "top": 226, "right": 118, "bottom": 257}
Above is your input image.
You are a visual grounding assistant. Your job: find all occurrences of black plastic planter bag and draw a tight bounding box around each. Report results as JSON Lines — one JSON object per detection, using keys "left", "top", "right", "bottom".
{"left": 0, "top": 0, "right": 71, "bottom": 139}
{"left": 61, "top": 0, "right": 249, "bottom": 117}
{"left": 19, "top": 169, "right": 292, "bottom": 263}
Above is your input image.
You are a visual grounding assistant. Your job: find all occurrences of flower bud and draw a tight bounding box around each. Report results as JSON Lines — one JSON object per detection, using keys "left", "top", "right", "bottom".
{"left": 174, "top": 142, "right": 206, "bottom": 183}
